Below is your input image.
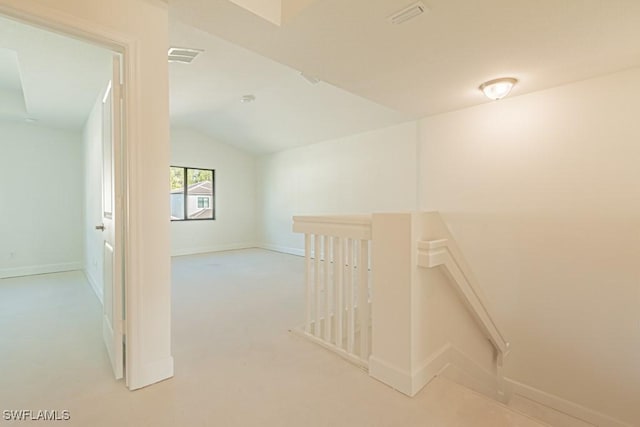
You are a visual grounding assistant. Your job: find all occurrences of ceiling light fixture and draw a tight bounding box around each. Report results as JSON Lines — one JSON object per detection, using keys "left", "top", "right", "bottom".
{"left": 240, "top": 94, "right": 256, "bottom": 103}
{"left": 168, "top": 47, "right": 204, "bottom": 64}
{"left": 479, "top": 77, "right": 518, "bottom": 100}
{"left": 388, "top": 1, "right": 428, "bottom": 25}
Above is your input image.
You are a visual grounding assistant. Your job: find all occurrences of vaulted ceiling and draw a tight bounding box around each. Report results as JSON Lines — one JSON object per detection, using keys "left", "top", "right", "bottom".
{"left": 3, "top": 1, "right": 640, "bottom": 153}
{"left": 169, "top": 20, "right": 410, "bottom": 153}
{"left": 170, "top": 0, "right": 640, "bottom": 118}
{"left": 0, "top": 15, "right": 111, "bottom": 130}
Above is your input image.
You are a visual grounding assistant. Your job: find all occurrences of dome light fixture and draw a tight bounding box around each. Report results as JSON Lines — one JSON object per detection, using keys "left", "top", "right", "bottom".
{"left": 240, "top": 94, "right": 256, "bottom": 103}
{"left": 479, "top": 77, "right": 518, "bottom": 100}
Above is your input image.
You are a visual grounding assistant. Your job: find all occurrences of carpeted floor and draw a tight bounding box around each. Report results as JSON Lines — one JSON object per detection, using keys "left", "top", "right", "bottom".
{"left": 0, "top": 249, "right": 546, "bottom": 426}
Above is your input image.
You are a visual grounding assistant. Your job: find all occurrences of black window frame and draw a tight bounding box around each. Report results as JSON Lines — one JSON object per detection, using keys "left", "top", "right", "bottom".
{"left": 170, "top": 166, "right": 216, "bottom": 221}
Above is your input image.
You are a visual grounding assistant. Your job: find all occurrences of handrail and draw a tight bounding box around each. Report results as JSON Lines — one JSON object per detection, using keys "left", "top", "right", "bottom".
{"left": 417, "top": 237, "right": 510, "bottom": 363}
{"left": 293, "top": 215, "right": 372, "bottom": 240}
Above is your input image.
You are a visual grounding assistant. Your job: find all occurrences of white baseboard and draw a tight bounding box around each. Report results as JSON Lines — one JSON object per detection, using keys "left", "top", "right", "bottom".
{"left": 420, "top": 344, "right": 631, "bottom": 426}
{"left": 369, "top": 355, "right": 414, "bottom": 396}
{"left": 370, "top": 343, "right": 630, "bottom": 427}
{"left": 83, "top": 268, "right": 103, "bottom": 305}
{"left": 410, "top": 343, "right": 452, "bottom": 396}
{"left": 129, "top": 356, "right": 174, "bottom": 391}
{"left": 439, "top": 345, "right": 500, "bottom": 401}
{"left": 258, "top": 243, "right": 304, "bottom": 257}
{"left": 0, "top": 262, "right": 82, "bottom": 279}
{"left": 171, "top": 243, "right": 257, "bottom": 257}
{"left": 408, "top": 343, "right": 499, "bottom": 399}
{"left": 369, "top": 343, "right": 451, "bottom": 397}
{"left": 291, "top": 327, "right": 369, "bottom": 370}
{"left": 505, "top": 378, "right": 633, "bottom": 427}
{"left": 171, "top": 243, "right": 305, "bottom": 258}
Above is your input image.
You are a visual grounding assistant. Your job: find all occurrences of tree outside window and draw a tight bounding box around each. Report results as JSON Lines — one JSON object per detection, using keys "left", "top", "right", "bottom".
{"left": 170, "top": 166, "right": 215, "bottom": 220}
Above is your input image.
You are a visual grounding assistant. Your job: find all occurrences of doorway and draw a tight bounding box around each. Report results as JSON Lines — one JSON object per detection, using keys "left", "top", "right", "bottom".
{"left": 0, "top": 13, "right": 126, "bottom": 383}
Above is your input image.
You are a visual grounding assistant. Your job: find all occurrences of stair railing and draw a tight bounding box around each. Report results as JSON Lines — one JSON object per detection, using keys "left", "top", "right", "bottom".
{"left": 292, "top": 215, "right": 372, "bottom": 368}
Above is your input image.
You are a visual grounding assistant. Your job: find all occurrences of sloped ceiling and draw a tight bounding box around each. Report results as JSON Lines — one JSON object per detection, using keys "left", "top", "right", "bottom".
{"left": 227, "top": 0, "right": 318, "bottom": 26}
{"left": 170, "top": 0, "right": 640, "bottom": 118}
{"left": 0, "top": 15, "right": 111, "bottom": 130}
{"left": 169, "top": 20, "right": 410, "bottom": 153}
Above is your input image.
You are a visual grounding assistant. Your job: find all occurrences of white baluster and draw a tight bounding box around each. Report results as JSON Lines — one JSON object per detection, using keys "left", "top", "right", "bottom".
{"left": 313, "top": 234, "right": 321, "bottom": 337}
{"left": 346, "top": 238, "right": 355, "bottom": 354}
{"left": 334, "top": 237, "right": 343, "bottom": 348}
{"left": 304, "top": 233, "right": 312, "bottom": 333}
{"left": 358, "top": 239, "right": 370, "bottom": 359}
{"left": 324, "top": 236, "right": 332, "bottom": 342}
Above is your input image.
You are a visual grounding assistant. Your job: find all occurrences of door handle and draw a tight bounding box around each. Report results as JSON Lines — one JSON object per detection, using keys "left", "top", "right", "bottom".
{"left": 95, "top": 224, "right": 106, "bottom": 231}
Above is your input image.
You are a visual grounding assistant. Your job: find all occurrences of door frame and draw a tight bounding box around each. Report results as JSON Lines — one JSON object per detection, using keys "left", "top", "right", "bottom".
{"left": 0, "top": 3, "right": 141, "bottom": 389}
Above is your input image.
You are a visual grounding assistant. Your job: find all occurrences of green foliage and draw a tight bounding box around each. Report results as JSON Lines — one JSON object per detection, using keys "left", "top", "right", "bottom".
{"left": 187, "top": 169, "right": 212, "bottom": 186}
{"left": 170, "top": 167, "right": 212, "bottom": 190}
{"left": 169, "top": 167, "right": 184, "bottom": 190}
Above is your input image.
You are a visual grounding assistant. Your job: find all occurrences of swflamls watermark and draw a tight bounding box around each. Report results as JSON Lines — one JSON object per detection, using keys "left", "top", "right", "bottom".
{"left": 2, "top": 410, "right": 70, "bottom": 422}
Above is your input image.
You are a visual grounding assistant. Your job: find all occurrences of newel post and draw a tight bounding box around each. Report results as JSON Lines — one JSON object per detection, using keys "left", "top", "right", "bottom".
{"left": 369, "top": 213, "right": 422, "bottom": 396}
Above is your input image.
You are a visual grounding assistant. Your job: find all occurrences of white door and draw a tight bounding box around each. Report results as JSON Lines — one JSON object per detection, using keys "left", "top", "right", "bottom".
{"left": 98, "top": 55, "right": 124, "bottom": 380}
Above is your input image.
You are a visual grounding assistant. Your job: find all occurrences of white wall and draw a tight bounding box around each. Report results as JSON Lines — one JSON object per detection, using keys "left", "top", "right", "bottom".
{"left": 257, "top": 68, "right": 640, "bottom": 424}
{"left": 0, "top": 0, "right": 174, "bottom": 389}
{"left": 171, "top": 127, "right": 257, "bottom": 255}
{"left": 0, "top": 119, "right": 83, "bottom": 278}
{"left": 82, "top": 96, "right": 103, "bottom": 301}
{"left": 370, "top": 212, "right": 498, "bottom": 398}
{"left": 257, "top": 121, "right": 419, "bottom": 254}
{"left": 419, "top": 67, "right": 640, "bottom": 425}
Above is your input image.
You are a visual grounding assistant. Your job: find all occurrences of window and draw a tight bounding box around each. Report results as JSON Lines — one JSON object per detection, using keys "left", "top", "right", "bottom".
{"left": 170, "top": 166, "right": 215, "bottom": 221}
{"left": 197, "top": 197, "right": 209, "bottom": 209}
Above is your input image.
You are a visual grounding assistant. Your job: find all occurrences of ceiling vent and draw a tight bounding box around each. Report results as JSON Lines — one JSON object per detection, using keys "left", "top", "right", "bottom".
{"left": 168, "top": 47, "right": 203, "bottom": 64}
{"left": 388, "top": 1, "right": 428, "bottom": 24}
